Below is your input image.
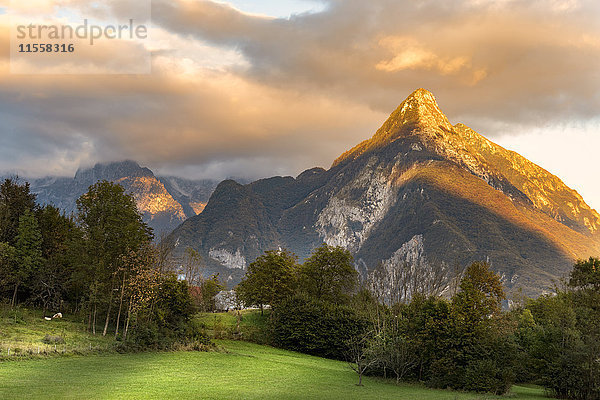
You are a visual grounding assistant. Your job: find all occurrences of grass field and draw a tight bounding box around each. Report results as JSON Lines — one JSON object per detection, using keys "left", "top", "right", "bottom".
{"left": 0, "top": 340, "right": 549, "bottom": 400}
{"left": 0, "top": 305, "right": 114, "bottom": 357}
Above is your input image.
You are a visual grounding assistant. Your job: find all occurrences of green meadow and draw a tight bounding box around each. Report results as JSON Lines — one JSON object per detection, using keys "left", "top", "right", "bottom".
{"left": 0, "top": 305, "right": 114, "bottom": 357}
{"left": 0, "top": 340, "right": 548, "bottom": 400}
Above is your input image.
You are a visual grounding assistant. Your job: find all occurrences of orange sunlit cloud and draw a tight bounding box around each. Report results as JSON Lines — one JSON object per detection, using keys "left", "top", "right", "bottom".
{"left": 1, "top": 0, "right": 600, "bottom": 208}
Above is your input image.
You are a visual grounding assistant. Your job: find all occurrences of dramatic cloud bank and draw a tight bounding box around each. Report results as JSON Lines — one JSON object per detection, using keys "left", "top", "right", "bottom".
{"left": 0, "top": 0, "right": 599, "bottom": 206}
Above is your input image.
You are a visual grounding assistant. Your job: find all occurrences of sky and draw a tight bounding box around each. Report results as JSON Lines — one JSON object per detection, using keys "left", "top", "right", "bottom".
{"left": 0, "top": 0, "right": 600, "bottom": 210}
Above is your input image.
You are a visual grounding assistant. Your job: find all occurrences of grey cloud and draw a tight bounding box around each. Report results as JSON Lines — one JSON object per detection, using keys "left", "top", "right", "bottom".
{"left": 1, "top": 0, "right": 600, "bottom": 181}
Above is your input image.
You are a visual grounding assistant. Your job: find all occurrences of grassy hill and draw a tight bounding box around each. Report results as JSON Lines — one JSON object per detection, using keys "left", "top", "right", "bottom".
{"left": 0, "top": 307, "right": 550, "bottom": 399}
{"left": 0, "top": 305, "right": 115, "bottom": 358}
{"left": 0, "top": 339, "right": 548, "bottom": 400}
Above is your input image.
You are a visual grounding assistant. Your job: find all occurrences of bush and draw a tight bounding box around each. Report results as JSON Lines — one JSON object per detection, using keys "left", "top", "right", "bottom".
{"left": 271, "top": 294, "right": 367, "bottom": 360}
{"left": 525, "top": 292, "right": 600, "bottom": 400}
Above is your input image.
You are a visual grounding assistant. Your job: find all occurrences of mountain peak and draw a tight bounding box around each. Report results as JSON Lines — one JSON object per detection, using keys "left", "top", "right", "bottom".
{"left": 74, "top": 160, "right": 154, "bottom": 183}
{"left": 406, "top": 87, "right": 437, "bottom": 103}
{"left": 387, "top": 88, "right": 452, "bottom": 131}
{"left": 333, "top": 89, "right": 453, "bottom": 166}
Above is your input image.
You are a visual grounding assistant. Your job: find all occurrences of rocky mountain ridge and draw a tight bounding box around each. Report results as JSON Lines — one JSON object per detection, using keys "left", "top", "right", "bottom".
{"left": 11, "top": 161, "right": 219, "bottom": 238}
{"left": 167, "top": 89, "right": 600, "bottom": 296}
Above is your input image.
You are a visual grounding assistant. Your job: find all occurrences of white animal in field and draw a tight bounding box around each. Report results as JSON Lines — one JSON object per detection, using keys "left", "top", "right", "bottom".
{"left": 52, "top": 313, "right": 62, "bottom": 319}
{"left": 44, "top": 317, "right": 52, "bottom": 321}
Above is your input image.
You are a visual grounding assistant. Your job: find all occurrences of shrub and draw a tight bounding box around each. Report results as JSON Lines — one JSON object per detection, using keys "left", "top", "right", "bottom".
{"left": 271, "top": 293, "right": 367, "bottom": 360}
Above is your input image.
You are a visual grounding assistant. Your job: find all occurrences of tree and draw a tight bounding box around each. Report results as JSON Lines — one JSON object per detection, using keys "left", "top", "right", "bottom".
{"left": 76, "top": 180, "right": 153, "bottom": 336}
{"left": 179, "top": 247, "right": 204, "bottom": 287}
{"left": 299, "top": 244, "right": 357, "bottom": 304}
{"left": 523, "top": 257, "right": 600, "bottom": 400}
{"left": 0, "top": 178, "right": 37, "bottom": 245}
{"left": 193, "top": 274, "right": 224, "bottom": 312}
{"left": 345, "top": 330, "right": 378, "bottom": 386}
{"left": 569, "top": 257, "right": 600, "bottom": 291}
{"left": 32, "top": 205, "right": 79, "bottom": 315}
{"left": 429, "top": 262, "right": 514, "bottom": 394}
{"left": 452, "top": 261, "right": 505, "bottom": 322}
{"left": 368, "top": 259, "right": 449, "bottom": 305}
{"left": 400, "top": 295, "right": 452, "bottom": 382}
{"left": 121, "top": 245, "right": 161, "bottom": 340}
{"left": 155, "top": 232, "right": 175, "bottom": 274}
{"left": 12, "top": 209, "right": 44, "bottom": 306}
{"left": 236, "top": 249, "right": 298, "bottom": 313}
{"left": 371, "top": 316, "right": 418, "bottom": 383}
{"left": 0, "top": 242, "right": 17, "bottom": 300}
{"left": 525, "top": 293, "right": 593, "bottom": 400}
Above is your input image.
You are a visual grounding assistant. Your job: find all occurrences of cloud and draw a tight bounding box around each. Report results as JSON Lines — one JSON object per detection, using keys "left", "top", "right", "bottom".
{"left": 152, "top": 0, "right": 600, "bottom": 127}
{"left": 0, "top": 0, "right": 599, "bottom": 199}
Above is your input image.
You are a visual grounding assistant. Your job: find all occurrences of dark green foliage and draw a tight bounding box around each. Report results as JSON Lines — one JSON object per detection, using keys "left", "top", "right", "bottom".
{"left": 32, "top": 205, "right": 79, "bottom": 313}
{"left": 453, "top": 261, "right": 505, "bottom": 320}
{"left": 36, "top": 205, "right": 78, "bottom": 262}
{"left": 77, "top": 180, "right": 153, "bottom": 271}
{"left": 271, "top": 293, "right": 367, "bottom": 360}
{"left": 236, "top": 249, "right": 298, "bottom": 310}
{"left": 0, "top": 178, "right": 209, "bottom": 352}
{"left": 0, "top": 178, "right": 37, "bottom": 245}
{"left": 425, "top": 262, "right": 515, "bottom": 394}
{"left": 10, "top": 210, "right": 44, "bottom": 305}
{"left": 156, "top": 274, "right": 196, "bottom": 330}
{"left": 0, "top": 179, "right": 40, "bottom": 305}
{"left": 512, "top": 308, "right": 540, "bottom": 384}
{"left": 0, "top": 242, "right": 17, "bottom": 300}
{"left": 298, "top": 244, "right": 357, "bottom": 304}
{"left": 522, "top": 259, "right": 600, "bottom": 400}
{"left": 127, "top": 273, "right": 207, "bottom": 350}
{"left": 399, "top": 295, "right": 452, "bottom": 381}
{"left": 76, "top": 180, "right": 153, "bottom": 336}
{"left": 569, "top": 257, "right": 600, "bottom": 291}
{"left": 360, "top": 263, "right": 516, "bottom": 394}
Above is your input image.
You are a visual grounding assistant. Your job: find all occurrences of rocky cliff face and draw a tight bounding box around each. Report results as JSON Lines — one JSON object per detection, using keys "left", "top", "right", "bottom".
{"left": 167, "top": 89, "right": 600, "bottom": 296}
{"left": 27, "top": 161, "right": 218, "bottom": 238}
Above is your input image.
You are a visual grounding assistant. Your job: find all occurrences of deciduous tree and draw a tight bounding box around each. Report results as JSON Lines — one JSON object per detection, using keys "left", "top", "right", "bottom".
{"left": 76, "top": 180, "right": 152, "bottom": 335}
{"left": 299, "top": 244, "right": 357, "bottom": 304}
{"left": 12, "top": 209, "right": 44, "bottom": 306}
{"left": 237, "top": 249, "right": 298, "bottom": 313}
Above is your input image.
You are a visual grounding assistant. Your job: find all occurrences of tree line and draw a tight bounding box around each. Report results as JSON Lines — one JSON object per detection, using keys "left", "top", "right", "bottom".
{"left": 0, "top": 178, "right": 218, "bottom": 349}
{"left": 236, "top": 244, "right": 600, "bottom": 399}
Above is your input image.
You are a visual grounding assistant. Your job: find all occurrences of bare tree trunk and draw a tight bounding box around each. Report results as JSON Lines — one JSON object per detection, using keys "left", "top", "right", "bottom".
{"left": 124, "top": 298, "right": 133, "bottom": 341}
{"left": 103, "top": 279, "right": 116, "bottom": 337}
{"left": 11, "top": 283, "right": 19, "bottom": 307}
{"left": 114, "top": 272, "right": 126, "bottom": 339}
{"left": 92, "top": 303, "right": 97, "bottom": 335}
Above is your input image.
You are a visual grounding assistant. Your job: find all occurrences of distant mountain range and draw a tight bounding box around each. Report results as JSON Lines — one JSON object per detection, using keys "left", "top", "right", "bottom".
{"left": 6, "top": 160, "right": 219, "bottom": 238}
{"left": 165, "top": 89, "right": 600, "bottom": 297}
